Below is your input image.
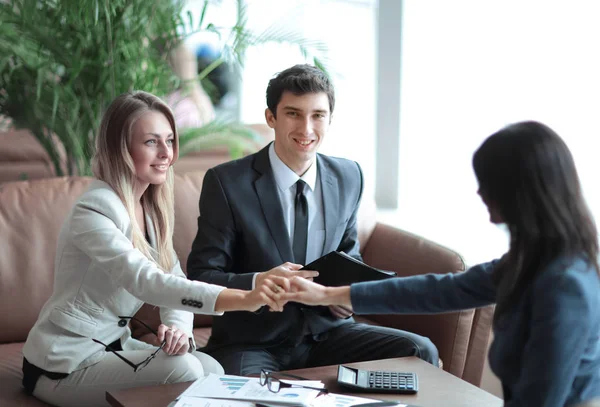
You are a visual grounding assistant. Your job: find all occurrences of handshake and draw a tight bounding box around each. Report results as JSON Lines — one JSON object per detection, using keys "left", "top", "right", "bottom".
{"left": 249, "top": 262, "right": 354, "bottom": 318}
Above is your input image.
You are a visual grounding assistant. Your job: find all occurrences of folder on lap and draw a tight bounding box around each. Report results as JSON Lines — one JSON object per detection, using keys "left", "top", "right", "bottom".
{"left": 301, "top": 251, "right": 396, "bottom": 287}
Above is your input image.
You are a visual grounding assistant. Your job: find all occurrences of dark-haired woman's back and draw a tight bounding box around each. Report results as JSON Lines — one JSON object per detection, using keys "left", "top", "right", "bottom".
{"left": 488, "top": 255, "right": 600, "bottom": 406}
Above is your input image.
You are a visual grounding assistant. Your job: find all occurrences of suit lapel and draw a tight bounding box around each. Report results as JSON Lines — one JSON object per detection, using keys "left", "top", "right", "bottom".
{"left": 253, "top": 144, "right": 294, "bottom": 263}
{"left": 319, "top": 156, "right": 340, "bottom": 254}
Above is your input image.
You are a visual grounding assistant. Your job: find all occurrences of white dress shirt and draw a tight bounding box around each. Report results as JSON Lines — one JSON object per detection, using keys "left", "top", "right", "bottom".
{"left": 252, "top": 143, "right": 326, "bottom": 287}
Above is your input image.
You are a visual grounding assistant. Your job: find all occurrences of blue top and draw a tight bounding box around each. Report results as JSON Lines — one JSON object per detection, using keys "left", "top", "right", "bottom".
{"left": 350, "top": 256, "right": 600, "bottom": 407}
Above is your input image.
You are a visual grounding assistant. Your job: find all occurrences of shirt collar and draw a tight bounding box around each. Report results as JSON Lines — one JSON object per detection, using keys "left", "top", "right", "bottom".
{"left": 268, "top": 142, "right": 318, "bottom": 192}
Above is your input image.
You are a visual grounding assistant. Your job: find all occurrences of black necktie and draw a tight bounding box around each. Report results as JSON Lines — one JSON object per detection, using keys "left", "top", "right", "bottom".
{"left": 293, "top": 180, "right": 308, "bottom": 265}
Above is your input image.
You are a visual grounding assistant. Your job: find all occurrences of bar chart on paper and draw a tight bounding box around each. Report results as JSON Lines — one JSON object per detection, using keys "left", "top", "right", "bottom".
{"left": 311, "top": 393, "right": 386, "bottom": 407}
{"left": 218, "top": 377, "right": 252, "bottom": 394}
{"left": 334, "top": 395, "right": 360, "bottom": 407}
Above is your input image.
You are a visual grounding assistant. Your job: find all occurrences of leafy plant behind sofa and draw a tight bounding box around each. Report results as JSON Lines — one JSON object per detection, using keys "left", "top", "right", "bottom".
{"left": 0, "top": 0, "right": 327, "bottom": 176}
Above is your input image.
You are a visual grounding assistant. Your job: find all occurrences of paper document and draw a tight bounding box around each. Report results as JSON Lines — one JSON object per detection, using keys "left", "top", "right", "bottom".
{"left": 177, "top": 374, "right": 323, "bottom": 406}
{"left": 260, "top": 393, "right": 409, "bottom": 407}
{"left": 173, "top": 389, "right": 410, "bottom": 407}
{"left": 173, "top": 397, "right": 254, "bottom": 407}
{"left": 311, "top": 393, "right": 409, "bottom": 407}
{"left": 311, "top": 393, "right": 377, "bottom": 407}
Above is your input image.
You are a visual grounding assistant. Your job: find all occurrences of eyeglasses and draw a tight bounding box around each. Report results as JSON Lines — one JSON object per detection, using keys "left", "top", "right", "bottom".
{"left": 92, "top": 316, "right": 166, "bottom": 372}
{"left": 260, "top": 369, "right": 328, "bottom": 394}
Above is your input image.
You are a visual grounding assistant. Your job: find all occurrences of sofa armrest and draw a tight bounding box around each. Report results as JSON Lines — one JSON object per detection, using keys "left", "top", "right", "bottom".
{"left": 359, "top": 222, "right": 484, "bottom": 383}
{"left": 361, "top": 223, "right": 466, "bottom": 276}
{"left": 462, "top": 304, "right": 495, "bottom": 386}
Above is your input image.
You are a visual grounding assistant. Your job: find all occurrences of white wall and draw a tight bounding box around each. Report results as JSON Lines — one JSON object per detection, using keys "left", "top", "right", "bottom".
{"left": 380, "top": 0, "right": 600, "bottom": 266}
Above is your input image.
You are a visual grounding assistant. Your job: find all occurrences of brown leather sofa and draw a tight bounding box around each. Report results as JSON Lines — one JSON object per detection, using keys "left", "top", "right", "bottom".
{"left": 0, "top": 129, "right": 58, "bottom": 182}
{"left": 0, "top": 172, "right": 494, "bottom": 406}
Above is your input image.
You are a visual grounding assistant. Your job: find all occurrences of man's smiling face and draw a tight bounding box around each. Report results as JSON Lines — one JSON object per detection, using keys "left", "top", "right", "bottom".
{"left": 266, "top": 91, "right": 331, "bottom": 176}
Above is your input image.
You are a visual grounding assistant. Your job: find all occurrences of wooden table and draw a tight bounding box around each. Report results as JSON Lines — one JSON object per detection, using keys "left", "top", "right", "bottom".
{"left": 107, "top": 357, "right": 503, "bottom": 407}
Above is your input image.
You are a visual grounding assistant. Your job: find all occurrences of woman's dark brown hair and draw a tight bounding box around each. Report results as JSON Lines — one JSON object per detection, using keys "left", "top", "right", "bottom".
{"left": 472, "top": 121, "right": 599, "bottom": 320}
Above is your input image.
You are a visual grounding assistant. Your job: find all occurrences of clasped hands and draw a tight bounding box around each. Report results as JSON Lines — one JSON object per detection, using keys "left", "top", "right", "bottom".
{"left": 253, "top": 262, "right": 353, "bottom": 318}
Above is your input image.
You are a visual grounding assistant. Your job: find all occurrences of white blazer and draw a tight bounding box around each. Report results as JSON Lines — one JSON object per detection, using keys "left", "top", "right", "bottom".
{"left": 22, "top": 180, "right": 225, "bottom": 374}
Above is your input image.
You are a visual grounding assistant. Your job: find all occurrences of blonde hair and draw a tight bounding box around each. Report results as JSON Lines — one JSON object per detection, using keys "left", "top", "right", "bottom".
{"left": 92, "top": 91, "right": 179, "bottom": 272}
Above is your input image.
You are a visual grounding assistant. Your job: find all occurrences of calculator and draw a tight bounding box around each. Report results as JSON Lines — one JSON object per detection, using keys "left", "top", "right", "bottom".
{"left": 337, "top": 365, "right": 418, "bottom": 394}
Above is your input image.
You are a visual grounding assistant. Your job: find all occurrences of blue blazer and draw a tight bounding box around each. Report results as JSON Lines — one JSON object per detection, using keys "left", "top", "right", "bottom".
{"left": 350, "top": 256, "right": 600, "bottom": 407}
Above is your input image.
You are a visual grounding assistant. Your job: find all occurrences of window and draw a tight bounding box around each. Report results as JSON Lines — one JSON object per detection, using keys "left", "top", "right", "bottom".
{"left": 389, "top": 1, "right": 600, "bottom": 264}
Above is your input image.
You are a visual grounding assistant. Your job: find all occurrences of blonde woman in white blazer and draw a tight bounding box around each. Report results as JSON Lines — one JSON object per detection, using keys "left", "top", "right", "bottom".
{"left": 22, "top": 91, "right": 290, "bottom": 407}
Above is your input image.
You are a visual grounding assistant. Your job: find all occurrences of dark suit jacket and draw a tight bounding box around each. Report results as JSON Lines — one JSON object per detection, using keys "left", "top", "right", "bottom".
{"left": 187, "top": 143, "right": 364, "bottom": 349}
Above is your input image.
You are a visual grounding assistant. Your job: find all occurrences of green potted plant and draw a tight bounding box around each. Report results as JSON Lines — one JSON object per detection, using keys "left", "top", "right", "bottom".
{"left": 0, "top": 0, "right": 327, "bottom": 176}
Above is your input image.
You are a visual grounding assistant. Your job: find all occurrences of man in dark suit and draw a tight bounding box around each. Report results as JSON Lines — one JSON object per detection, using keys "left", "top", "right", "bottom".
{"left": 187, "top": 64, "right": 438, "bottom": 375}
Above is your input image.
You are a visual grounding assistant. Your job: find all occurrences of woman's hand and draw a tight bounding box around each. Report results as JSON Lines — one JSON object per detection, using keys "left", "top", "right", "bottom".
{"left": 214, "top": 275, "right": 290, "bottom": 313}
{"left": 244, "top": 275, "right": 290, "bottom": 312}
{"left": 279, "top": 276, "right": 353, "bottom": 309}
{"left": 156, "top": 324, "right": 190, "bottom": 355}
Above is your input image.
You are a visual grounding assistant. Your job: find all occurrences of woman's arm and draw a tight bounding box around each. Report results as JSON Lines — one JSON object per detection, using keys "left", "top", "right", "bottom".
{"left": 71, "top": 190, "right": 287, "bottom": 315}
{"left": 70, "top": 197, "right": 225, "bottom": 313}
{"left": 215, "top": 275, "right": 289, "bottom": 313}
{"left": 350, "top": 261, "right": 497, "bottom": 314}
{"left": 282, "top": 261, "right": 498, "bottom": 314}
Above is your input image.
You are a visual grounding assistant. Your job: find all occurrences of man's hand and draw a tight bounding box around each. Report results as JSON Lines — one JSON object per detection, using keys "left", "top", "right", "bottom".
{"left": 255, "top": 262, "right": 319, "bottom": 287}
{"left": 328, "top": 305, "right": 354, "bottom": 319}
{"left": 156, "top": 324, "right": 190, "bottom": 355}
{"left": 244, "top": 275, "right": 291, "bottom": 312}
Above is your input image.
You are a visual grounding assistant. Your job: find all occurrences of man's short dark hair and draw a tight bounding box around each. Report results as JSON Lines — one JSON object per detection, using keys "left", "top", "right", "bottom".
{"left": 266, "top": 64, "right": 335, "bottom": 117}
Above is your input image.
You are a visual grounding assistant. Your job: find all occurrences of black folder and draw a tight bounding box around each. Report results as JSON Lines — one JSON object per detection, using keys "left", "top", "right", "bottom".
{"left": 301, "top": 251, "right": 396, "bottom": 287}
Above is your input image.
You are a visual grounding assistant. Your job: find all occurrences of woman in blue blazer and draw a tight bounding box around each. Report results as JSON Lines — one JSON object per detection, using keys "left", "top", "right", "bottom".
{"left": 22, "top": 91, "right": 289, "bottom": 407}
{"left": 281, "top": 121, "right": 600, "bottom": 407}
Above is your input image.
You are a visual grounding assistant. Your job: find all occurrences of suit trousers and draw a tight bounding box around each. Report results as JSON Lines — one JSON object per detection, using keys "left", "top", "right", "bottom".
{"left": 208, "top": 322, "right": 439, "bottom": 376}
{"left": 32, "top": 350, "right": 223, "bottom": 407}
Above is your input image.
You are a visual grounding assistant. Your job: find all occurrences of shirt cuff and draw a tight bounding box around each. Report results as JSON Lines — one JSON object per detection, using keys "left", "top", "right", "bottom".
{"left": 252, "top": 272, "right": 259, "bottom": 290}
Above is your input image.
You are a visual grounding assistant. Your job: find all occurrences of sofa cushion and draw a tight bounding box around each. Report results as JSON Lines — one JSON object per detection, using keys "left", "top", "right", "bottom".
{"left": 173, "top": 171, "right": 206, "bottom": 272}
{"left": 0, "top": 129, "right": 62, "bottom": 183}
{"left": 0, "top": 177, "right": 92, "bottom": 344}
{"left": 0, "top": 129, "right": 52, "bottom": 163}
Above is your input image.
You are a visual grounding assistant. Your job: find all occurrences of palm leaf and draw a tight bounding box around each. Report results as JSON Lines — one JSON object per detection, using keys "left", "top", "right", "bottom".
{"left": 0, "top": 0, "right": 328, "bottom": 176}
{"left": 178, "top": 120, "right": 264, "bottom": 158}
